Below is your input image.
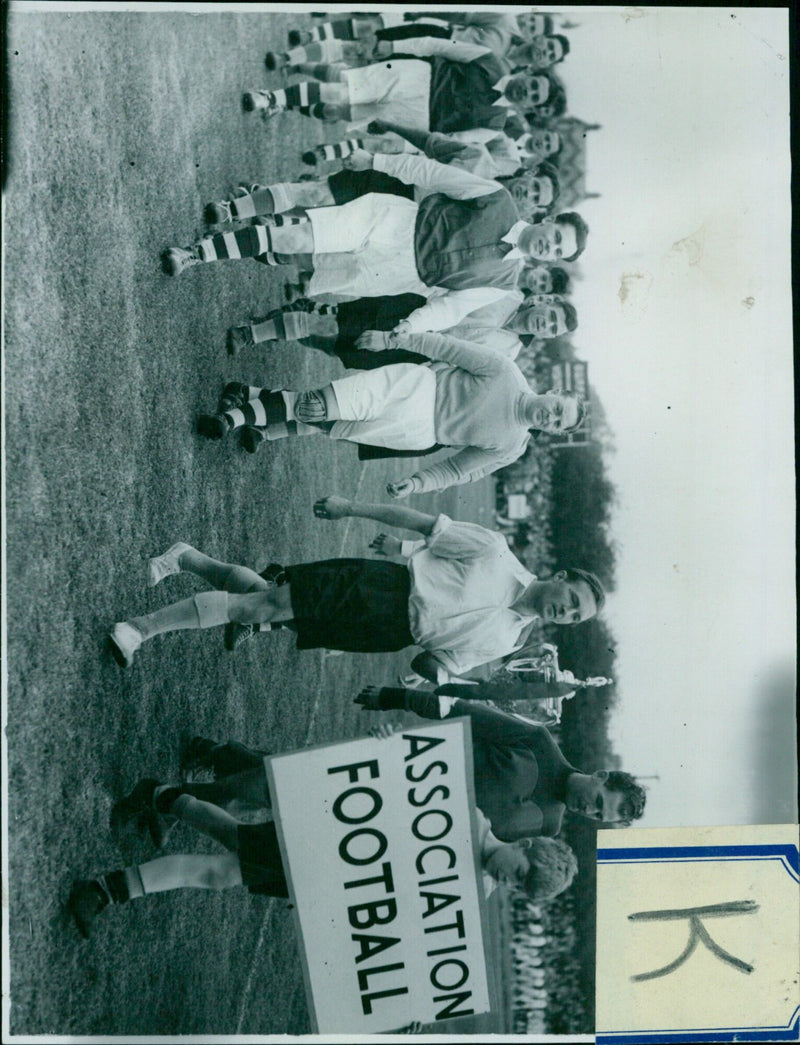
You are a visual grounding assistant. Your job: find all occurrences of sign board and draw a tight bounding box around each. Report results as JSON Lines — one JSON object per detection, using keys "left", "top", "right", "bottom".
{"left": 265, "top": 719, "right": 492, "bottom": 1034}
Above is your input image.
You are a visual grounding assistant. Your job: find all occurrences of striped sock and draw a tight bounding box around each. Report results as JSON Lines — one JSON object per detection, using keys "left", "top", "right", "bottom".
{"left": 197, "top": 226, "right": 275, "bottom": 262}
{"left": 309, "top": 18, "right": 357, "bottom": 42}
{"left": 271, "top": 82, "right": 321, "bottom": 110}
{"left": 250, "top": 304, "right": 335, "bottom": 343}
{"left": 285, "top": 45, "right": 308, "bottom": 64}
{"left": 309, "top": 62, "right": 340, "bottom": 83}
{"left": 255, "top": 214, "right": 308, "bottom": 228}
{"left": 286, "top": 40, "right": 346, "bottom": 65}
{"left": 264, "top": 420, "right": 327, "bottom": 441}
{"left": 231, "top": 185, "right": 282, "bottom": 220}
{"left": 223, "top": 390, "right": 290, "bottom": 431}
{"left": 251, "top": 316, "right": 284, "bottom": 343}
{"left": 297, "top": 102, "right": 329, "bottom": 120}
{"left": 317, "top": 138, "right": 366, "bottom": 161}
{"left": 253, "top": 252, "right": 280, "bottom": 267}
{"left": 282, "top": 310, "right": 312, "bottom": 339}
{"left": 224, "top": 194, "right": 267, "bottom": 222}
{"left": 251, "top": 311, "right": 312, "bottom": 342}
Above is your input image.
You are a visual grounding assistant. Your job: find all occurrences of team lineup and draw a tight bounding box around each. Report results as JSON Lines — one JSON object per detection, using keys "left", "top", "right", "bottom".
{"left": 58, "top": 9, "right": 650, "bottom": 1028}
{"left": 5, "top": 4, "right": 793, "bottom": 1038}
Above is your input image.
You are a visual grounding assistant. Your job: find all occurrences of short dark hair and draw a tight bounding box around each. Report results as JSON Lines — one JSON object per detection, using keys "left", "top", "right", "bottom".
{"left": 520, "top": 837, "right": 578, "bottom": 902}
{"left": 559, "top": 300, "right": 578, "bottom": 332}
{"left": 535, "top": 159, "right": 561, "bottom": 207}
{"left": 524, "top": 111, "right": 547, "bottom": 128}
{"left": 532, "top": 71, "right": 557, "bottom": 102}
{"left": 555, "top": 211, "right": 589, "bottom": 260}
{"left": 516, "top": 12, "right": 555, "bottom": 39}
{"left": 604, "top": 771, "right": 647, "bottom": 825}
{"left": 562, "top": 567, "right": 605, "bottom": 611}
{"left": 549, "top": 266, "right": 570, "bottom": 294}
{"left": 551, "top": 33, "right": 570, "bottom": 60}
{"left": 528, "top": 81, "right": 567, "bottom": 120}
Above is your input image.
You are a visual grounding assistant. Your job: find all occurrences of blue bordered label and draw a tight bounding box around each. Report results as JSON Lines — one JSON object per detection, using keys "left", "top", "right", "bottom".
{"left": 595, "top": 825, "right": 800, "bottom": 1044}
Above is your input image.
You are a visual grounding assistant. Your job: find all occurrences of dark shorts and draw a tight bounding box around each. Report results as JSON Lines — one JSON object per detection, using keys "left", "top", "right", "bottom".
{"left": 357, "top": 442, "right": 443, "bottom": 460}
{"left": 237, "top": 822, "right": 288, "bottom": 897}
{"left": 327, "top": 168, "right": 415, "bottom": 207}
{"left": 334, "top": 294, "right": 429, "bottom": 370}
{"left": 286, "top": 559, "right": 415, "bottom": 652}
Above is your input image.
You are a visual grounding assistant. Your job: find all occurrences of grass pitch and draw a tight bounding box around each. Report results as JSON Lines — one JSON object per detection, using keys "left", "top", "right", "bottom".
{"left": 4, "top": 10, "right": 499, "bottom": 1035}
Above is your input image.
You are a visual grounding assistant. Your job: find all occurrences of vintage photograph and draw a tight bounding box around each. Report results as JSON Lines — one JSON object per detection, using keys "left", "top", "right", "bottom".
{"left": 2, "top": 4, "right": 795, "bottom": 1039}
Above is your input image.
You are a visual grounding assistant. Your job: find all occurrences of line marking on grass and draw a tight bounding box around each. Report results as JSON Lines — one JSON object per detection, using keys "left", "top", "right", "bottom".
{"left": 236, "top": 463, "right": 367, "bottom": 1033}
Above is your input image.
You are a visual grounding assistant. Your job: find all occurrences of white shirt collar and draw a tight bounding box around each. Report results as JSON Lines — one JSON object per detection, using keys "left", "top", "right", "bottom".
{"left": 505, "top": 136, "right": 526, "bottom": 163}
{"left": 492, "top": 75, "right": 514, "bottom": 106}
{"left": 513, "top": 133, "right": 531, "bottom": 158}
{"left": 514, "top": 566, "right": 536, "bottom": 596}
{"left": 501, "top": 546, "right": 536, "bottom": 594}
{"left": 502, "top": 220, "right": 530, "bottom": 261}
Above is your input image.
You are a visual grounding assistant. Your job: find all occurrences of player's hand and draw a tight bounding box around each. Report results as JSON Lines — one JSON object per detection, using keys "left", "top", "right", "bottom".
{"left": 355, "top": 330, "right": 390, "bottom": 352}
{"left": 369, "top": 533, "right": 402, "bottom": 557}
{"left": 368, "top": 722, "right": 396, "bottom": 740}
{"left": 392, "top": 320, "right": 411, "bottom": 337}
{"left": 355, "top": 686, "right": 383, "bottom": 710}
{"left": 313, "top": 496, "right": 352, "bottom": 520}
{"left": 342, "top": 149, "right": 375, "bottom": 172}
{"left": 387, "top": 479, "right": 415, "bottom": 500}
{"left": 372, "top": 39, "right": 393, "bottom": 59}
{"left": 367, "top": 119, "right": 390, "bottom": 135}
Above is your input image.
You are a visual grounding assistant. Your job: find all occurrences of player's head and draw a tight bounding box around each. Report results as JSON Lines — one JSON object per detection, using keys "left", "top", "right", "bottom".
{"left": 510, "top": 301, "right": 577, "bottom": 339}
{"left": 534, "top": 160, "right": 561, "bottom": 208}
{"left": 526, "top": 80, "right": 567, "bottom": 120}
{"left": 503, "top": 72, "right": 555, "bottom": 109}
{"left": 484, "top": 835, "right": 578, "bottom": 903}
{"left": 519, "top": 264, "right": 554, "bottom": 294}
{"left": 510, "top": 34, "right": 569, "bottom": 70}
{"left": 522, "top": 836, "right": 578, "bottom": 901}
{"left": 566, "top": 770, "right": 647, "bottom": 825}
{"left": 522, "top": 389, "right": 585, "bottom": 433}
{"left": 519, "top": 211, "right": 589, "bottom": 262}
{"left": 523, "top": 128, "right": 561, "bottom": 159}
{"left": 524, "top": 566, "right": 603, "bottom": 624}
{"left": 506, "top": 163, "right": 560, "bottom": 212}
{"left": 517, "top": 12, "right": 555, "bottom": 38}
{"left": 562, "top": 566, "right": 604, "bottom": 608}
{"left": 519, "top": 265, "right": 570, "bottom": 295}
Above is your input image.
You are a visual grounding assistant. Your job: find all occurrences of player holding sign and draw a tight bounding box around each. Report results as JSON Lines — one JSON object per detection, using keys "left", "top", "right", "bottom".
{"left": 68, "top": 729, "right": 577, "bottom": 934}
